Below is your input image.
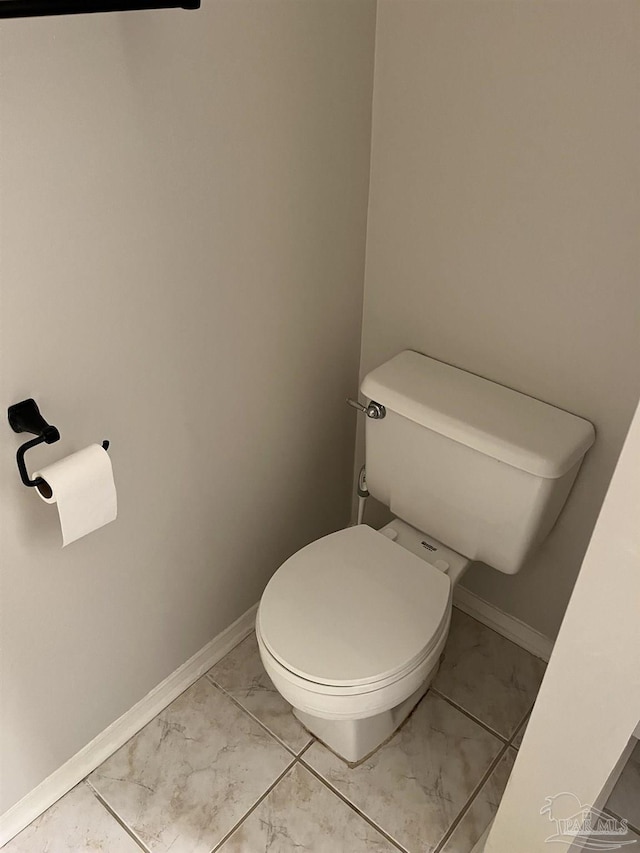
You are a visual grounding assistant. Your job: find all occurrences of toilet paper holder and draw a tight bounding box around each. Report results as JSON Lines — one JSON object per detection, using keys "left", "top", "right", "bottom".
{"left": 7, "top": 398, "right": 109, "bottom": 489}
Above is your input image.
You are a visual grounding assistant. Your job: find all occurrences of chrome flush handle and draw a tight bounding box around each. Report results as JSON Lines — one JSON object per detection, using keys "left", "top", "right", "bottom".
{"left": 346, "top": 398, "right": 386, "bottom": 419}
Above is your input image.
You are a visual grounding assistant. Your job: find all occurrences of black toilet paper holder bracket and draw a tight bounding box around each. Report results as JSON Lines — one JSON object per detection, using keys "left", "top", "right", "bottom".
{"left": 7, "top": 398, "right": 109, "bottom": 489}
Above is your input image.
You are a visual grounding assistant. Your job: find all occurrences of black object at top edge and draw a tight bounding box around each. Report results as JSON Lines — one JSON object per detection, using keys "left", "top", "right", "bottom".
{"left": 0, "top": 0, "right": 199, "bottom": 18}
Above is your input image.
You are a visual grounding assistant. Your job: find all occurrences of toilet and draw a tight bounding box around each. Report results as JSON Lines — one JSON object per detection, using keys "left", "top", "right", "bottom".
{"left": 257, "top": 350, "right": 595, "bottom": 763}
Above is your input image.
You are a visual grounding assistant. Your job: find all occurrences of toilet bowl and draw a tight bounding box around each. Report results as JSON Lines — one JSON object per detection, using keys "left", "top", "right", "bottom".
{"left": 256, "top": 523, "right": 456, "bottom": 763}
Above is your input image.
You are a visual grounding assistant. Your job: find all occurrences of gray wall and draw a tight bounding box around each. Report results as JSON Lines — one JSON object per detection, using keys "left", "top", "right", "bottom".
{"left": 0, "top": 0, "right": 376, "bottom": 812}
{"left": 358, "top": 0, "right": 640, "bottom": 639}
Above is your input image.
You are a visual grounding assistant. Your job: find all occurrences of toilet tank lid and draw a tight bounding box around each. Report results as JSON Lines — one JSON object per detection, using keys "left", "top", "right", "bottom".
{"left": 361, "top": 351, "right": 595, "bottom": 479}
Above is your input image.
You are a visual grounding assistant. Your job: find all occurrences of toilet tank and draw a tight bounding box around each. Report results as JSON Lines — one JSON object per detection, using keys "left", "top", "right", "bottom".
{"left": 361, "top": 351, "right": 595, "bottom": 574}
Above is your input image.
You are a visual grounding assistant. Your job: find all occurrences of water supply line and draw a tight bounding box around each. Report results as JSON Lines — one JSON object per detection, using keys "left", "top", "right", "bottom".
{"left": 345, "top": 396, "right": 379, "bottom": 524}
{"left": 356, "top": 465, "right": 369, "bottom": 525}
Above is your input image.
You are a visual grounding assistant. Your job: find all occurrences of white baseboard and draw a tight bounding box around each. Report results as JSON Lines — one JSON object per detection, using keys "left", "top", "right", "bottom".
{"left": 454, "top": 586, "right": 554, "bottom": 662}
{"left": 0, "top": 602, "right": 258, "bottom": 847}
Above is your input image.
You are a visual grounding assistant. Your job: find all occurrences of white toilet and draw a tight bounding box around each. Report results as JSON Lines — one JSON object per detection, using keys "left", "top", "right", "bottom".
{"left": 257, "top": 350, "right": 595, "bottom": 763}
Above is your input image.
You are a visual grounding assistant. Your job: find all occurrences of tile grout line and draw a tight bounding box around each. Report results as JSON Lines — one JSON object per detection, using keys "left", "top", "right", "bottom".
{"left": 298, "top": 757, "right": 410, "bottom": 853}
{"left": 296, "top": 738, "right": 316, "bottom": 760}
{"left": 428, "top": 694, "right": 535, "bottom": 851}
{"left": 431, "top": 688, "right": 510, "bottom": 743}
{"left": 208, "top": 757, "right": 298, "bottom": 853}
{"left": 86, "top": 675, "right": 316, "bottom": 853}
{"left": 205, "top": 674, "right": 311, "bottom": 759}
{"left": 507, "top": 706, "right": 533, "bottom": 749}
{"left": 84, "top": 780, "right": 153, "bottom": 853}
{"left": 432, "top": 741, "right": 512, "bottom": 853}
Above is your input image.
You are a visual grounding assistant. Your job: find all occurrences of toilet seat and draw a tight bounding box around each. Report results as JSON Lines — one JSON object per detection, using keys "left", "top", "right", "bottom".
{"left": 257, "top": 525, "right": 451, "bottom": 691}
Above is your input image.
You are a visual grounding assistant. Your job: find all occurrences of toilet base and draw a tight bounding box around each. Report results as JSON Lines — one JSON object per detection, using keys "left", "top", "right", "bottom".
{"left": 294, "top": 660, "right": 440, "bottom": 764}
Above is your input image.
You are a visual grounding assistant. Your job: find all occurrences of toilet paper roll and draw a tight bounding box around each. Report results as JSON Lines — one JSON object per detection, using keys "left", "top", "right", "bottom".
{"left": 33, "top": 444, "right": 117, "bottom": 547}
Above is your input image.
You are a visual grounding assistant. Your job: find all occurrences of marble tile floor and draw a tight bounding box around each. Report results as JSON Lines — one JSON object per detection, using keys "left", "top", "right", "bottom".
{"left": 4, "top": 608, "right": 568, "bottom": 853}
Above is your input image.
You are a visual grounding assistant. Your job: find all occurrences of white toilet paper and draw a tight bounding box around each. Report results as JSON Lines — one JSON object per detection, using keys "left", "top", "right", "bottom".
{"left": 33, "top": 444, "right": 117, "bottom": 546}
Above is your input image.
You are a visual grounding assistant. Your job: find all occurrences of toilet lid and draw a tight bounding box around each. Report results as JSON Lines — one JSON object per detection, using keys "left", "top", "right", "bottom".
{"left": 257, "top": 525, "right": 451, "bottom": 688}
